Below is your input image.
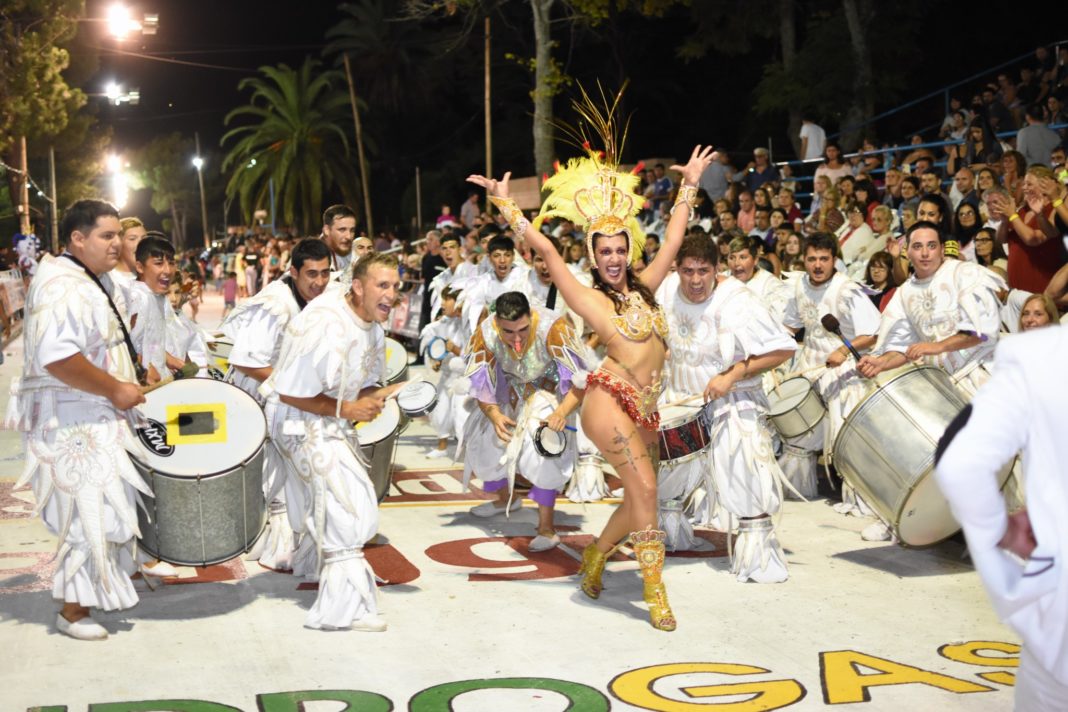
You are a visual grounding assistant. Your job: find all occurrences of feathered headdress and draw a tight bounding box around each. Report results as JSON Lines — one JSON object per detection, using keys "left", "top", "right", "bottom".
{"left": 534, "top": 82, "right": 646, "bottom": 265}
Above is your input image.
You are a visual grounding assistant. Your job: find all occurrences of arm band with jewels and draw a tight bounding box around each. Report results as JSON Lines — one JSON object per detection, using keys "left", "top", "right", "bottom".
{"left": 489, "top": 196, "right": 530, "bottom": 235}
{"left": 671, "top": 183, "right": 698, "bottom": 216}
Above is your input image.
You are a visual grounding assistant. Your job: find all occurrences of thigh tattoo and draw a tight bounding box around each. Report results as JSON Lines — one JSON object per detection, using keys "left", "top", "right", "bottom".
{"left": 606, "top": 426, "right": 650, "bottom": 473}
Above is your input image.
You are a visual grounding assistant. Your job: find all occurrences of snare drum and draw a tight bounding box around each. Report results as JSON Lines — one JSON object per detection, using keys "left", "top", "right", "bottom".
{"left": 833, "top": 365, "right": 1013, "bottom": 547}
{"left": 657, "top": 402, "right": 713, "bottom": 466}
{"left": 534, "top": 424, "right": 568, "bottom": 458}
{"left": 355, "top": 399, "right": 402, "bottom": 446}
{"left": 129, "top": 379, "right": 267, "bottom": 567}
{"left": 384, "top": 337, "right": 409, "bottom": 384}
{"left": 766, "top": 377, "right": 827, "bottom": 440}
{"left": 396, "top": 380, "right": 438, "bottom": 417}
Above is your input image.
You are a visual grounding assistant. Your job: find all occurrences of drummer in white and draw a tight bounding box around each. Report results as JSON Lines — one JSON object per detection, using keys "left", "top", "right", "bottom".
{"left": 782, "top": 233, "right": 883, "bottom": 532}
{"left": 656, "top": 236, "right": 796, "bottom": 581}
{"left": 265, "top": 252, "right": 406, "bottom": 631}
{"left": 221, "top": 238, "right": 332, "bottom": 571}
{"left": 4, "top": 199, "right": 148, "bottom": 640}
{"left": 858, "top": 221, "right": 1004, "bottom": 398}
{"left": 727, "top": 235, "right": 790, "bottom": 323}
{"left": 459, "top": 291, "right": 588, "bottom": 552}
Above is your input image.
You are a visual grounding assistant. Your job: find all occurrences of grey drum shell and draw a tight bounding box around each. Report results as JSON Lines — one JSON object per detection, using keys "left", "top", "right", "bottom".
{"left": 766, "top": 377, "right": 827, "bottom": 440}
{"left": 132, "top": 445, "right": 267, "bottom": 567}
{"left": 832, "top": 365, "right": 1012, "bottom": 547}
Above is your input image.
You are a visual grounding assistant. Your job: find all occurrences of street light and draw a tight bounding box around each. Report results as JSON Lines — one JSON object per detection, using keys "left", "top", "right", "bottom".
{"left": 106, "top": 153, "right": 129, "bottom": 209}
{"left": 106, "top": 3, "right": 159, "bottom": 39}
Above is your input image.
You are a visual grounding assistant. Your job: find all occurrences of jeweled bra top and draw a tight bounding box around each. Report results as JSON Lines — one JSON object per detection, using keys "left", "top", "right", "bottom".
{"left": 609, "top": 291, "right": 669, "bottom": 342}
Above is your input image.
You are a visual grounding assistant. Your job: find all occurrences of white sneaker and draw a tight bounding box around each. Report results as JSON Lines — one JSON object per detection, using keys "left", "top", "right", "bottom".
{"left": 351, "top": 614, "right": 388, "bottom": 632}
{"left": 528, "top": 533, "right": 561, "bottom": 552}
{"left": 425, "top": 448, "right": 451, "bottom": 460}
{"left": 861, "top": 521, "right": 892, "bottom": 542}
{"left": 56, "top": 613, "right": 108, "bottom": 641}
{"left": 470, "top": 498, "right": 522, "bottom": 518}
{"left": 140, "top": 560, "right": 178, "bottom": 578}
{"left": 832, "top": 501, "right": 854, "bottom": 515}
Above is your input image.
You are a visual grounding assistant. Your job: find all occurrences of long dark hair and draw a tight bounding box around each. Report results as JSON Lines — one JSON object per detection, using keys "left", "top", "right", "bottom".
{"left": 589, "top": 234, "right": 658, "bottom": 313}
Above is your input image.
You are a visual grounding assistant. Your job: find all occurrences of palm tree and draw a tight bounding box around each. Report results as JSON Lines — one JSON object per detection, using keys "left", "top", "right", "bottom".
{"left": 221, "top": 58, "right": 360, "bottom": 233}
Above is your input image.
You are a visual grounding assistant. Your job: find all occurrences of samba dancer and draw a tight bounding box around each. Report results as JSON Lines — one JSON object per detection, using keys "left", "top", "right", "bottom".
{"left": 4, "top": 200, "right": 149, "bottom": 640}
{"left": 858, "top": 221, "right": 1004, "bottom": 398}
{"left": 781, "top": 233, "right": 883, "bottom": 531}
{"left": 219, "top": 238, "right": 332, "bottom": 571}
{"left": 264, "top": 252, "right": 405, "bottom": 631}
{"left": 656, "top": 236, "right": 796, "bottom": 581}
{"left": 458, "top": 291, "right": 588, "bottom": 551}
{"left": 469, "top": 98, "right": 715, "bottom": 629}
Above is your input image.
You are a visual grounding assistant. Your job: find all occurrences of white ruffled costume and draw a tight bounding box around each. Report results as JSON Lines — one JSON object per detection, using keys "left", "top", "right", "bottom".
{"left": 220, "top": 277, "right": 304, "bottom": 571}
{"left": 264, "top": 289, "right": 385, "bottom": 630}
{"left": 876, "top": 259, "right": 1004, "bottom": 398}
{"left": 4, "top": 255, "right": 151, "bottom": 611}
{"left": 782, "top": 271, "right": 882, "bottom": 513}
{"left": 457, "top": 305, "right": 587, "bottom": 506}
{"left": 127, "top": 281, "right": 171, "bottom": 377}
{"left": 657, "top": 274, "right": 798, "bottom": 582}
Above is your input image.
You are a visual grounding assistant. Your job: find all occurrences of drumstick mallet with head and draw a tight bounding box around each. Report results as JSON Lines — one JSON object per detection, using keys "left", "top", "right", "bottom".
{"left": 820, "top": 314, "right": 863, "bottom": 362}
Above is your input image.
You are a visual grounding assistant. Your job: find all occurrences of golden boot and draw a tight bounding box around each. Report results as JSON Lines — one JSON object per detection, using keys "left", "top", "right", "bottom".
{"left": 631, "top": 529, "right": 677, "bottom": 632}
{"left": 578, "top": 542, "right": 608, "bottom": 599}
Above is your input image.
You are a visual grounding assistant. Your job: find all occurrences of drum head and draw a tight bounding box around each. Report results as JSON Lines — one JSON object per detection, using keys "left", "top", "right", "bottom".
{"left": 427, "top": 337, "right": 448, "bottom": 361}
{"left": 384, "top": 337, "right": 408, "bottom": 382}
{"left": 767, "top": 377, "right": 813, "bottom": 415}
{"left": 356, "top": 399, "right": 401, "bottom": 445}
{"left": 897, "top": 471, "right": 960, "bottom": 546}
{"left": 536, "top": 425, "right": 567, "bottom": 456}
{"left": 132, "top": 379, "right": 266, "bottom": 477}
{"left": 396, "top": 380, "right": 437, "bottom": 415}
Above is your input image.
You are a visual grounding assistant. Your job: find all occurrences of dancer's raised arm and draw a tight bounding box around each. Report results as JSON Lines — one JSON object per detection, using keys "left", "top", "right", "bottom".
{"left": 640, "top": 145, "right": 716, "bottom": 291}
{"left": 467, "top": 172, "right": 599, "bottom": 323}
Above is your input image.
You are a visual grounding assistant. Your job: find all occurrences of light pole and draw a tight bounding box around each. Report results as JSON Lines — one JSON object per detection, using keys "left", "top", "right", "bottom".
{"left": 106, "top": 153, "right": 129, "bottom": 209}
{"left": 192, "top": 135, "right": 210, "bottom": 250}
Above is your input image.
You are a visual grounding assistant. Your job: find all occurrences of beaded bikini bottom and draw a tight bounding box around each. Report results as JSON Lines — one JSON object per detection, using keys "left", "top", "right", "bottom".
{"left": 587, "top": 368, "right": 662, "bottom": 431}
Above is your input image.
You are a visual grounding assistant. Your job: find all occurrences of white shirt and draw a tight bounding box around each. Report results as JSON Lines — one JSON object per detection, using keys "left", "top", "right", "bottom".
{"left": 799, "top": 121, "right": 827, "bottom": 161}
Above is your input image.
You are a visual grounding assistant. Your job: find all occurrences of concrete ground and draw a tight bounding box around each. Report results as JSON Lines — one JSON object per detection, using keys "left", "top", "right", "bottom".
{"left": 0, "top": 289, "right": 1020, "bottom": 711}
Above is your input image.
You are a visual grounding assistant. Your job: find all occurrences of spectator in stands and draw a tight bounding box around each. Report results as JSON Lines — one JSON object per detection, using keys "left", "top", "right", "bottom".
{"left": 1017, "top": 66, "right": 1042, "bottom": 107}
{"left": 1001, "top": 150, "right": 1027, "bottom": 202}
{"left": 954, "top": 201, "right": 982, "bottom": 261}
{"left": 920, "top": 171, "right": 947, "bottom": 203}
{"left": 777, "top": 231, "right": 805, "bottom": 272}
{"left": 882, "top": 168, "right": 904, "bottom": 208}
{"left": 871, "top": 205, "right": 896, "bottom": 251}
{"left": 951, "top": 117, "right": 1003, "bottom": 173}
{"left": 436, "top": 204, "right": 457, "bottom": 230}
{"left": 809, "top": 175, "right": 831, "bottom": 216}
{"left": 976, "top": 167, "right": 998, "bottom": 203}
{"left": 1052, "top": 145, "right": 1067, "bottom": 177}
{"left": 858, "top": 138, "right": 884, "bottom": 177}
{"left": 736, "top": 190, "right": 756, "bottom": 232}
{"left": 939, "top": 110, "right": 969, "bottom": 141}
{"left": 814, "top": 143, "right": 851, "bottom": 185}
{"left": 649, "top": 163, "right": 674, "bottom": 213}
{"left": 951, "top": 167, "right": 980, "bottom": 210}
{"left": 899, "top": 176, "right": 921, "bottom": 215}
{"left": 735, "top": 147, "right": 780, "bottom": 194}
{"left": 837, "top": 175, "right": 856, "bottom": 205}
{"left": 863, "top": 251, "right": 897, "bottom": 311}
{"left": 750, "top": 207, "right": 773, "bottom": 246}
{"left": 980, "top": 85, "right": 1016, "bottom": 132}
{"left": 853, "top": 179, "right": 880, "bottom": 224}
{"left": 1045, "top": 94, "right": 1068, "bottom": 137}
{"left": 1017, "top": 104, "right": 1062, "bottom": 168}
{"left": 901, "top": 134, "right": 936, "bottom": 168}
{"left": 973, "top": 227, "right": 1007, "bottom": 271}
{"left": 753, "top": 186, "right": 773, "bottom": 210}
{"left": 806, "top": 186, "right": 844, "bottom": 235}
{"left": 992, "top": 165, "right": 1065, "bottom": 292}
{"left": 799, "top": 116, "right": 826, "bottom": 161}
{"left": 918, "top": 193, "right": 952, "bottom": 236}
{"left": 699, "top": 149, "right": 733, "bottom": 201}
{"left": 716, "top": 210, "right": 737, "bottom": 239}
{"left": 940, "top": 97, "right": 973, "bottom": 138}
{"left": 1018, "top": 293, "right": 1059, "bottom": 330}
{"left": 839, "top": 201, "right": 876, "bottom": 270}
{"left": 460, "top": 192, "right": 481, "bottom": 230}
{"left": 776, "top": 187, "right": 803, "bottom": 225}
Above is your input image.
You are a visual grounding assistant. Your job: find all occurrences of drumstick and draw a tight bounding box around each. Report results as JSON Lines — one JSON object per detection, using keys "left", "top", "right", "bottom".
{"left": 140, "top": 376, "right": 175, "bottom": 395}
{"left": 661, "top": 393, "right": 705, "bottom": 408}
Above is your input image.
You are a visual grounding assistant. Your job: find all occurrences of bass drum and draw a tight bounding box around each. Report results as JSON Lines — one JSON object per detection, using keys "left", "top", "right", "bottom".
{"left": 833, "top": 365, "right": 1012, "bottom": 547}
{"left": 128, "top": 378, "right": 267, "bottom": 566}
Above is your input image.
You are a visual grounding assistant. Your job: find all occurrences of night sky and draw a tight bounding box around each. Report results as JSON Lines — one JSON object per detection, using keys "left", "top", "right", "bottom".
{"left": 79, "top": 0, "right": 1066, "bottom": 231}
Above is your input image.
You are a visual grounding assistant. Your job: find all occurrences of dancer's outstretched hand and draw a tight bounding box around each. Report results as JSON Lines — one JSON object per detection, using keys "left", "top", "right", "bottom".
{"left": 670, "top": 145, "right": 717, "bottom": 187}
{"left": 467, "top": 172, "right": 512, "bottom": 199}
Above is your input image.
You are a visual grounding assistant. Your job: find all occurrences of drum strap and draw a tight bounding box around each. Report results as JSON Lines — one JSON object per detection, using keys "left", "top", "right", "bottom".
{"left": 546, "top": 284, "right": 558, "bottom": 311}
{"left": 282, "top": 275, "right": 307, "bottom": 310}
{"left": 61, "top": 253, "right": 147, "bottom": 384}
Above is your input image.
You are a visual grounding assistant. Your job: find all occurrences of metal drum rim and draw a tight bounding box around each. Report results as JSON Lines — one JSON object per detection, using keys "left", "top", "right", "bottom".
{"left": 130, "top": 440, "right": 266, "bottom": 481}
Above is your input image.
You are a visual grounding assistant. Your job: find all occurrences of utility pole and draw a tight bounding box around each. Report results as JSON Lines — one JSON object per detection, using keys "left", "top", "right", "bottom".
{"left": 485, "top": 16, "right": 493, "bottom": 184}
{"left": 49, "top": 146, "right": 59, "bottom": 253}
{"left": 194, "top": 132, "right": 210, "bottom": 249}
{"left": 343, "top": 54, "right": 374, "bottom": 237}
{"left": 17, "top": 136, "right": 31, "bottom": 236}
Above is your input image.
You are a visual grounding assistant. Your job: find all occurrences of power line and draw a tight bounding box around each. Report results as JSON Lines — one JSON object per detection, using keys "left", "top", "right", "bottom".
{"left": 90, "top": 44, "right": 254, "bottom": 72}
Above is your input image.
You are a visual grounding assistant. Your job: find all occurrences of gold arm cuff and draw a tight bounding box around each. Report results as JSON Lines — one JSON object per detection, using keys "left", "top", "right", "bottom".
{"left": 489, "top": 196, "right": 530, "bottom": 235}
{"left": 671, "top": 183, "right": 698, "bottom": 216}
